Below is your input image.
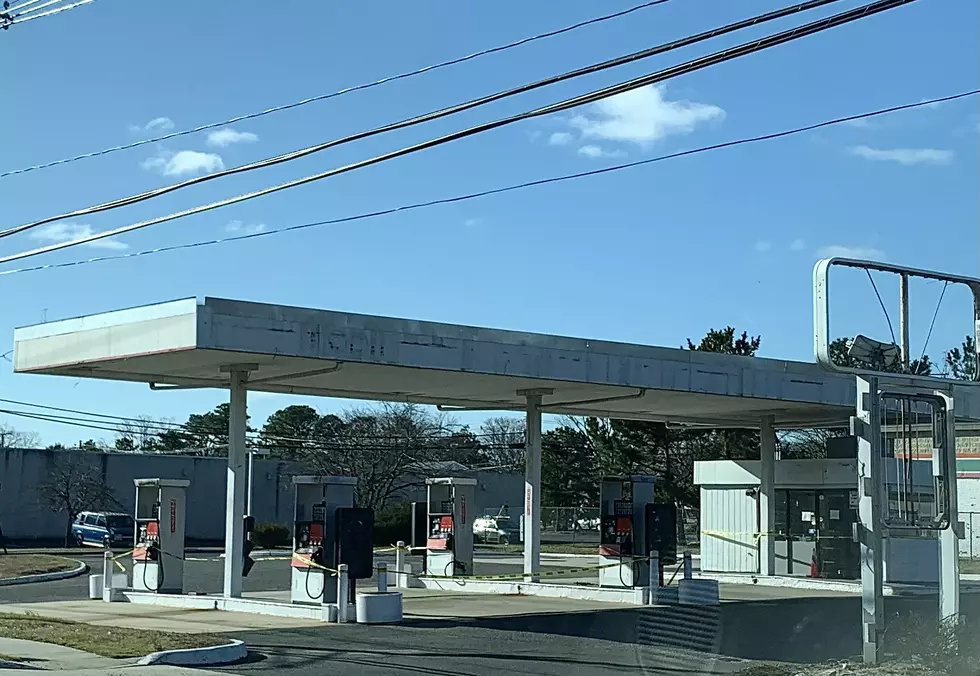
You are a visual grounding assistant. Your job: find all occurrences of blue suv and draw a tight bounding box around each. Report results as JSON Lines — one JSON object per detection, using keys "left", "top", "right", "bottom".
{"left": 71, "top": 511, "right": 134, "bottom": 548}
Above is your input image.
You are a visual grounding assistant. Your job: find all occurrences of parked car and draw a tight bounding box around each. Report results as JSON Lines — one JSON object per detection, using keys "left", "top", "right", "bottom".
{"left": 473, "top": 515, "right": 519, "bottom": 545}
{"left": 71, "top": 511, "right": 134, "bottom": 548}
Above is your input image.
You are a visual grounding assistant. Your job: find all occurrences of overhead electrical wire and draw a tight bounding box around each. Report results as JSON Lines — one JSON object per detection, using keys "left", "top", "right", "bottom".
{"left": 1, "top": 89, "right": 972, "bottom": 279}
{"left": 1, "top": 0, "right": 98, "bottom": 26}
{"left": 0, "top": 0, "right": 672, "bottom": 177}
{"left": 0, "top": 396, "right": 518, "bottom": 446}
{"left": 0, "top": 0, "right": 849, "bottom": 238}
{"left": 0, "top": 0, "right": 913, "bottom": 264}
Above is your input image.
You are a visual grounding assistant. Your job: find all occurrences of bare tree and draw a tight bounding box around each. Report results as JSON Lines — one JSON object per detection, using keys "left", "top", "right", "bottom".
{"left": 115, "top": 415, "right": 169, "bottom": 452}
{"left": 478, "top": 416, "right": 526, "bottom": 472}
{"left": 38, "top": 451, "right": 123, "bottom": 545}
{"left": 296, "top": 403, "right": 449, "bottom": 513}
{"left": 0, "top": 424, "right": 41, "bottom": 449}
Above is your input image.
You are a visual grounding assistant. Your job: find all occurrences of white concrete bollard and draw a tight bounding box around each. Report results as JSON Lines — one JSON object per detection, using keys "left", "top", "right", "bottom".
{"left": 337, "top": 564, "right": 349, "bottom": 624}
{"left": 683, "top": 551, "right": 693, "bottom": 580}
{"left": 377, "top": 562, "right": 388, "bottom": 593}
{"left": 395, "top": 541, "right": 406, "bottom": 589}
{"left": 648, "top": 551, "right": 659, "bottom": 606}
{"left": 355, "top": 592, "right": 403, "bottom": 624}
{"left": 89, "top": 575, "right": 104, "bottom": 599}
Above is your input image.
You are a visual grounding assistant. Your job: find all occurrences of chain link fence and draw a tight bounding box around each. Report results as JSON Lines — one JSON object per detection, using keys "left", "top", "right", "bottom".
{"left": 539, "top": 505, "right": 700, "bottom": 547}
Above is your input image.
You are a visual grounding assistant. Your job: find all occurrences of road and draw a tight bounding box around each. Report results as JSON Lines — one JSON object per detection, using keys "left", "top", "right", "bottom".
{"left": 0, "top": 550, "right": 588, "bottom": 604}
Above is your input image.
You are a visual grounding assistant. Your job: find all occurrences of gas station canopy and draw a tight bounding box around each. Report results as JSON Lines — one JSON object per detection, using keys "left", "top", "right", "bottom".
{"left": 11, "top": 296, "right": 870, "bottom": 428}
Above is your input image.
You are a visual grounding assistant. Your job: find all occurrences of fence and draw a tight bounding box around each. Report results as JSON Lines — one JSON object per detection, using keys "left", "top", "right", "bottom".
{"left": 539, "top": 505, "right": 700, "bottom": 547}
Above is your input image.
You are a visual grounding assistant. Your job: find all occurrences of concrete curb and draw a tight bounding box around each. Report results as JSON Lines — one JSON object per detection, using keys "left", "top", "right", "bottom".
{"left": 0, "top": 560, "right": 88, "bottom": 587}
{"left": 217, "top": 549, "right": 286, "bottom": 560}
{"left": 136, "top": 639, "right": 247, "bottom": 667}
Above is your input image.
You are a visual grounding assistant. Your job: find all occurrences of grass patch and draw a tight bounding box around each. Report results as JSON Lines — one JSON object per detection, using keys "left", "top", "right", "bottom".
{"left": 0, "top": 613, "right": 225, "bottom": 659}
{"left": 958, "top": 559, "right": 980, "bottom": 574}
{"left": 0, "top": 554, "right": 76, "bottom": 579}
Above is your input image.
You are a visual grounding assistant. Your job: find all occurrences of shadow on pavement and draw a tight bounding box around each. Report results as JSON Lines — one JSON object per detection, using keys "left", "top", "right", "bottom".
{"left": 398, "top": 591, "right": 980, "bottom": 664}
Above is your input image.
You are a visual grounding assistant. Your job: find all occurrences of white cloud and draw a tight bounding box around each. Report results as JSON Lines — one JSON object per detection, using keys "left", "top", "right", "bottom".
{"left": 568, "top": 84, "right": 724, "bottom": 148}
{"left": 816, "top": 244, "right": 886, "bottom": 260}
{"left": 577, "top": 144, "right": 625, "bottom": 159}
{"left": 207, "top": 128, "right": 259, "bottom": 148}
{"left": 789, "top": 238, "right": 806, "bottom": 251}
{"left": 548, "top": 132, "right": 573, "bottom": 146}
{"left": 848, "top": 145, "right": 953, "bottom": 166}
{"left": 225, "top": 220, "right": 266, "bottom": 235}
{"left": 30, "top": 222, "right": 128, "bottom": 250}
{"left": 462, "top": 218, "right": 483, "bottom": 228}
{"left": 142, "top": 149, "right": 225, "bottom": 177}
{"left": 841, "top": 118, "right": 874, "bottom": 129}
{"left": 754, "top": 240, "right": 772, "bottom": 252}
{"left": 129, "top": 117, "right": 174, "bottom": 134}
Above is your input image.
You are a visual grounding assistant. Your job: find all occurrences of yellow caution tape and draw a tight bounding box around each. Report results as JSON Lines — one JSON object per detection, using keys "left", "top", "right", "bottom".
{"left": 701, "top": 529, "right": 853, "bottom": 541}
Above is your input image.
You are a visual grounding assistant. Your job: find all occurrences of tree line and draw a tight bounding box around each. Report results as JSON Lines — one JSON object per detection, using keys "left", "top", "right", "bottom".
{"left": 12, "top": 330, "right": 977, "bottom": 518}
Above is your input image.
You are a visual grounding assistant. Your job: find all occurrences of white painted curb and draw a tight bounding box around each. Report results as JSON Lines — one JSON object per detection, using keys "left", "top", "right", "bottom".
{"left": 216, "top": 549, "right": 286, "bottom": 560}
{"left": 0, "top": 560, "right": 88, "bottom": 587}
{"left": 136, "top": 639, "right": 247, "bottom": 666}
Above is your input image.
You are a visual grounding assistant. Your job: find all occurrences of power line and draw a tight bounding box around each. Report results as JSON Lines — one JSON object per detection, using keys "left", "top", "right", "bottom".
{"left": 0, "top": 0, "right": 671, "bottom": 177}
{"left": 1, "top": 89, "right": 972, "bottom": 278}
{"left": 0, "top": 0, "right": 910, "bottom": 264}
{"left": 1, "top": 0, "right": 97, "bottom": 27}
{"left": 0, "top": 0, "right": 847, "bottom": 239}
{"left": 0, "top": 396, "right": 520, "bottom": 445}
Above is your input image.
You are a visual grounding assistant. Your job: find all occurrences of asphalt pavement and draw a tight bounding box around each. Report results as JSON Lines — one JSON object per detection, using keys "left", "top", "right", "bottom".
{"left": 6, "top": 551, "right": 978, "bottom": 676}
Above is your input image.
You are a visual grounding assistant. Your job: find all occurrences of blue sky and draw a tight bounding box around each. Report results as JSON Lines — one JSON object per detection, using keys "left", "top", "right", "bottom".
{"left": 1, "top": 0, "right": 977, "bottom": 446}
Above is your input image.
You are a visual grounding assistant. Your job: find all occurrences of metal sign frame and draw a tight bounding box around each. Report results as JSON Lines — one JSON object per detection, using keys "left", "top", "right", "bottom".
{"left": 853, "top": 376, "right": 959, "bottom": 665}
{"left": 877, "top": 390, "right": 951, "bottom": 532}
{"left": 813, "top": 257, "right": 980, "bottom": 384}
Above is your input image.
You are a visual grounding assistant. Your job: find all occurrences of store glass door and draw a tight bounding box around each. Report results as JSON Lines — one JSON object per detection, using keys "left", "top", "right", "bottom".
{"left": 815, "top": 490, "right": 859, "bottom": 579}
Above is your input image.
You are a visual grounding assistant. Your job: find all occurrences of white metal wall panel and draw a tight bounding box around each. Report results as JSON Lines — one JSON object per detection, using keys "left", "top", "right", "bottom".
{"left": 700, "top": 487, "right": 758, "bottom": 573}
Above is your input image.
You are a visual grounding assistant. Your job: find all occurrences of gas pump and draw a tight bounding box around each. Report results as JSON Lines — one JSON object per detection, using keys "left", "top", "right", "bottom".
{"left": 131, "top": 478, "right": 189, "bottom": 594}
{"left": 290, "top": 475, "right": 358, "bottom": 605}
{"left": 598, "top": 475, "right": 654, "bottom": 588}
{"left": 424, "top": 477, "right": 476, "bottom": 577}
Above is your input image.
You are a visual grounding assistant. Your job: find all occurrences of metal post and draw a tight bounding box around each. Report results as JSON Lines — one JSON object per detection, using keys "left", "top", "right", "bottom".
{"left": 395, "top": 540, "right": 406, "bottom": 589}
{"left": 759, "top": 415, "right": 776, "bottom": 576}
{"left": 246, "top": 450, "right": 255, "bottom": 518}
{"left": 855, "top": 375, "right": 884, "bottom": 665}
{"left": 648, "top": 550, "right": 659, "bottom": 605}
{"left": 377, "top": 562, "right": 388, "bottom": 593}
{"left": 337, "top": 564, "right": 349, "bottom": 623}
{"left": 683, "top": 551, "right": 693, "bottom": 580}
{"left": 223, "top": 369, "right": 249, "bottom": 598}
{"left": 937, "top": 390, "right": 960, "bottom": 623}
{"left": 899, "top": 273, "right": 910, "bottom": 371}
{"left": 519, "top": 388, "right": 551, "bottom": 582}
{"left": 102, "top": 550, "right": 112, "bottom": 602}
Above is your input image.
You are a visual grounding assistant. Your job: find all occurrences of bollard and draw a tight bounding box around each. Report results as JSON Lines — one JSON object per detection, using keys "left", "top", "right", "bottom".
{"left": 377, "top": 562, "right": 388, "bottom": 593}
{"left": 395, "top": 541, "right": 406, "bottom": 589}
{"left": 648, "top": 551, "right": 659, "bottom": 606}
{"left": 337, "top": 564, "right": 349, "bottom": 624}
{"left": 683, "top": 551, "right": 693, "bottom": 580}
{"left": 102, "top": 551, "right": 112, "bottom": 602}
